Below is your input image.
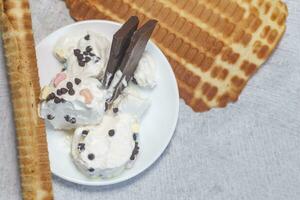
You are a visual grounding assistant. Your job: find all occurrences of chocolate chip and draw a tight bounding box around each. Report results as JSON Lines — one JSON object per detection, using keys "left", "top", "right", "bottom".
{"left": 61, "top": 98, "right": 66, "bottom": 103}
{"left": 47, "top": 114, "right": 55, "bottom": 120}
{"left": 133, "top": 133, "right": 137, "bottom": 141}
{"left": 89, "top": 52, "right": 95, "bottom": 57}
{"left": 68, "top": 89, "right": 75, "bottom": 95}
{"left": 82, "top": 130, "right": 89, "bottom": 136}
{"left": 50, "top": 92, "right": 56, "bottom": 98}
{"left": 86, "top": 46, "right": 92, "bottom": 52}
{"left": 54, "top": 97, "right": 61, "bottom": 104}
{"left": 79, "top": 61, "right": 85, "bottom": 67}
{"left": 77, "top": 54, "right": 83, "bottom": 60}
{"left": 74, "top": 78, "right": 81, "bottom": 85}
{"left": 70, "top": 117, "right": 76, "bottom": 124}
{"left": 85, "top": 57, "right": 91, "bottom": 63}
{"left": 78, "top": 143, "right": 85, "bottom": 152}
{"left": 61, "top": 88, "right": 68, "bottom": 94}
{"left": 113, "top": 107, "right": 119, "bottom": 113}
{"left": 88, "top": 168, "right": 95, "bottom": 172}
{"left": 132, "top": 77, "right": 138, "bottom": 85}
{"left": 130, "top": 142, "right": 139, "bottom": 159}
{"left": 66, "top": 82, "right": 73, "bottom": 89}
{"left": 83, "top": 51, "right": 88, "bottom": 55}
{"left": 64, "top": 115, "right": 70, "bottom": 122}
{"left": 73, "top": 49, "right": 81, "bottom": 56}
{"left": 104, "top": 102, "right": 108, "bottom": 111}
{"left": 135, "top": 146, "right": 139, "bottom": 155}
{"left": 94, "top": 57, "right": 100, "bottom": 63}
{"left": 46, "top": 92, "right": 55, "bottom": 101}
{"left": 134, "top": 148, "right": 139, "bottom": 155}
{"left": 88, "top": 153, "right": 95, "bottom": 160}
{"left": 108, "top": 129, "right": 115, "bottom": 137}
{"left": 56, "top": 89, "right": 62, "bottom": 96}
{"left": 84, "top": 34, "right": 90, "bottom": 40}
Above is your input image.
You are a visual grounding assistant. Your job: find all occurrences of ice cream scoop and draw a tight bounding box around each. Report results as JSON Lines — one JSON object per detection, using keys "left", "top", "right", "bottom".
{"left": 133, "top": 52, "right": 156, "bottom": 88}
{"left": 54, "top": 31, "right": 110, "bottom": 78}
{"left": 39, "top": 72, "right": 108, "bottom": 130}
{"left": 111, "top": 85, "right": 151, "bottom": 120}
{"left": 71, "top": 113, "right": 140, "bottom": 178}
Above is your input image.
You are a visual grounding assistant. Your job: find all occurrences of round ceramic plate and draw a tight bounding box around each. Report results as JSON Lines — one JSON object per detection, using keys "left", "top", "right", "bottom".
{"left": 36, "top": 20, "right": 179, "bottom": 186}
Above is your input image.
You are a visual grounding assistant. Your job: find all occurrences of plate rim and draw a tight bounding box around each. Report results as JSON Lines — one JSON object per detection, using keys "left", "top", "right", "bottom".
{"left": 36, "top": 19, "right": 179, "bottom": 186}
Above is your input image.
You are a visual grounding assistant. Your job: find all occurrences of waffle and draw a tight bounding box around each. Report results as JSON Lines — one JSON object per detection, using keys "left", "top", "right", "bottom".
{"left": 0, "top": 0, "right": 53, "bottom": 199}
{"left": 65, "top": 0, "right": 287, "bottom": 112}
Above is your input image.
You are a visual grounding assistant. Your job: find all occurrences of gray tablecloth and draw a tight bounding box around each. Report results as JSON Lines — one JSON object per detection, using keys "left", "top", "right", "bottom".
{"left": 1, "top": 0, "right": 300, "bottom": 199}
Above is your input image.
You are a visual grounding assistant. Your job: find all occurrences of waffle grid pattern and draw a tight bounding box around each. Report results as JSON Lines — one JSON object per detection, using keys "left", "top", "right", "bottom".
{"left": 0, "top": 0, "right": 53, "bottom": 199}
{"left": 66, "top": 0, "right": 287, "bottom": 112}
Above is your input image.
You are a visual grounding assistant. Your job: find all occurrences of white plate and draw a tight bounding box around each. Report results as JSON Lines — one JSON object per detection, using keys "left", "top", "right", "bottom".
{"left": 36, "top": 20, "right": 179, "bottom": 186}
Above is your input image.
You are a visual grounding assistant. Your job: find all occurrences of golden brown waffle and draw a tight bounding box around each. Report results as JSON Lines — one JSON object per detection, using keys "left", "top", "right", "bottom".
{"left": 0, "top": 0, "right": 53, "bottom": 199}
{"left": 65, "top": 0, "right": 287, "bottom": 112}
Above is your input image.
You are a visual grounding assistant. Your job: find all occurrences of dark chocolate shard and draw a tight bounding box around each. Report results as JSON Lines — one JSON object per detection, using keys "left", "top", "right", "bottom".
{"left": 103, "top": 16, "right": 139, "bottom": 88}
{"left": 108, "top": 19, "right": 157, "bottom": 103}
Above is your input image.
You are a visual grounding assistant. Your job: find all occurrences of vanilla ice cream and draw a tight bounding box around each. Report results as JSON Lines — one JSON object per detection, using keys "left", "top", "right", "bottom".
{"left": 111, "top": 86, "right": 151, "bottom": 120}
{"left": 71, "top": 113, "right": 140, "bottom": 178}
{"left": 39, "top": 72, "right": 108, "bottom": 129}
{"left": 54, "top": 31, "right": 110, "bottom": 78}
{"left": 40, "top": 29, "right": 157, "bottom": 178}
{"left": 133, "top": 52, "right": 157, "bottom": 88}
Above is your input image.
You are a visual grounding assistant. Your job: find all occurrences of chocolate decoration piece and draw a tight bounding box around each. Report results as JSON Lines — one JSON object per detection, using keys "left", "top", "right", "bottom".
{"left": 120, "top": 20, "right": 157, "bottom": 82}
{"left": 108, "top": 84, "right": 125, "bottom": 104}
{"left": 109, "top": 19, "right": 157, "bottom": 103}
{"left": 103, "top": 16, "right": 139, "bottom": 88}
